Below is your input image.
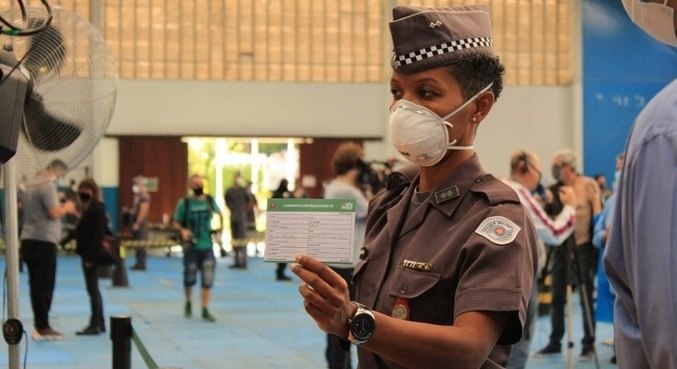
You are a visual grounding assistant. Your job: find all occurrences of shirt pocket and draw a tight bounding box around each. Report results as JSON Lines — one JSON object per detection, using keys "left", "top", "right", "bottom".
{"left": 388, "top": 266, "right": 442, "bottom": 299}
{"left": 388, "top": 267, "right": 455, "bottom": 323}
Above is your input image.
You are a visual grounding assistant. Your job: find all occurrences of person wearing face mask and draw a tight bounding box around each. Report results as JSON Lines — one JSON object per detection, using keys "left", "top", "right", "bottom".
{"left": 538, "top": 149, "right": 603, "bottom": 360}
{"left": 604, "top": 2, "right": 677, "bottom": 368}
{"left": 20, "top": 159, "right": 77, "bottom": 341}
{"left": 73, "top": 178, "right": 108, "bottom": 335}
{"left": 291, "top": 5, "right": 539, "bottom": 369}
{"left": 173, "top": 174, "right": 223, "bottom": 322}
{"left": 501, "top": 151, "right": 577, "bottom": 369}
{"left": 129, "top": 175, "right": 151, "bottom": 271}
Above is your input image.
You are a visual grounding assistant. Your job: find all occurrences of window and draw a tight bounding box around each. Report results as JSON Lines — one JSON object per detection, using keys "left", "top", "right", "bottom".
{"left": 0, "top": 0, "right": 572, "bottom": 84}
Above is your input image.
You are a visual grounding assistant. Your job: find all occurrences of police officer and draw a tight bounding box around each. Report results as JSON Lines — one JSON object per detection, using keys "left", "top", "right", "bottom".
{"left": 292, "top": 5, "right": 538, "bottom": 368}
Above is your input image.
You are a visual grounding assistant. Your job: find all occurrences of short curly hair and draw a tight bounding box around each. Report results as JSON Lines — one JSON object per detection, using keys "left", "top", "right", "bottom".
{"left": 332, "top": 142, "right": 364, "bottom": 176}
{"left": 446, "top": 54, "right": 505, "bottom": 101}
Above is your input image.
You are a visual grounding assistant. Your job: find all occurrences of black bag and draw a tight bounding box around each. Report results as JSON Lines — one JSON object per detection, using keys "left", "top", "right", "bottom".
{"left": 96, "top": 231, "right": 120, "bottom": 266}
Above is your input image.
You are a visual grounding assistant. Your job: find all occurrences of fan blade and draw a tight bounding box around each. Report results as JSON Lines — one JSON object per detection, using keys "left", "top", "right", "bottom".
{"left": 22, "top": 91, "right": 81, "bottom": 151}
{"left": 23, "top": 19, "right": 67, "bottom": 80}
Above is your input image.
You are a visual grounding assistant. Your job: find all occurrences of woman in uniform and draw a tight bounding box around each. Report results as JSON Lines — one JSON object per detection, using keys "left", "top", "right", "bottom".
{"left": 292, "top": 4, "right": 538, "bottom": 369}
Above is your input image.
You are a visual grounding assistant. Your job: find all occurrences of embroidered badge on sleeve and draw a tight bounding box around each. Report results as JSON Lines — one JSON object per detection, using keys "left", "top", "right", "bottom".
{"left": 475, "top": 216, "right": 521, "bottom": 245}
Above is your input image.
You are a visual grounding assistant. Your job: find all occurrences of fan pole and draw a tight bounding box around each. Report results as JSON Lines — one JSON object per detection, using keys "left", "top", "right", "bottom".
{"left": 3, "top": 158, "right": 22, "bottom": 369}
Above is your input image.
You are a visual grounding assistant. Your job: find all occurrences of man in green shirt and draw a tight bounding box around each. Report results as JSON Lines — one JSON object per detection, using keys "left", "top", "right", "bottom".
{"left": 173, "top": 174, "right": 223, "bottom": 322}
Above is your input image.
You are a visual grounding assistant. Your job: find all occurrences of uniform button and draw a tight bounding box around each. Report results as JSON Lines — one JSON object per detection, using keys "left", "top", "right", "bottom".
{"left": 399, "top": 286, "right": 407, "bottom": 294}
{"left": 474, "top": 178, "right": 483, "bottom": 183}
{"left": 359, "top": 248, "right": 368, "bottom": 259}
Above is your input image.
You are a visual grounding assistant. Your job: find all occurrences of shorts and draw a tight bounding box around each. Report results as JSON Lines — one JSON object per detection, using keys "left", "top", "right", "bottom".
{"left": 183, "top": 248, "right": 216, "bottom": 288}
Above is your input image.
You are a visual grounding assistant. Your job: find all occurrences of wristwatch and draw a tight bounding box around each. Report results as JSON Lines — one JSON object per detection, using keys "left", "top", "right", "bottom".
{"left": 347, "top": 302, "right": 376, "bottom": 345}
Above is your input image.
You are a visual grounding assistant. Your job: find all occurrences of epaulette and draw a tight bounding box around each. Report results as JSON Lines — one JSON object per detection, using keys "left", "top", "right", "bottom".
{"left": 386, "top": 165, "right": 418, "bottom": 190}
{"left": 369, "top": 165, "right": 418, "bottom": 210}
{"left": 470, "top": 174, "right": 521, "bottom": 206}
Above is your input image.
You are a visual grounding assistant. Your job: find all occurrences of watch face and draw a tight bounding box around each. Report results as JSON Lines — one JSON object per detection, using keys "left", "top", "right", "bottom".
{"left": 351, "top": 313, "right": 376, "bottom": 341}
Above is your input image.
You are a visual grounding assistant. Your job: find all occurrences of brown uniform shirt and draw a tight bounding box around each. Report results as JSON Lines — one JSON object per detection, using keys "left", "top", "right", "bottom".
{"left": 354, "top": 156, "right": 538, "bottom": 369}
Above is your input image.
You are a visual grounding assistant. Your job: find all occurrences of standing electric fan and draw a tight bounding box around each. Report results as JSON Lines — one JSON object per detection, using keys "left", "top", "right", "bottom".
{"left": 0, "top": 2, "right": 117, "bottom": 368}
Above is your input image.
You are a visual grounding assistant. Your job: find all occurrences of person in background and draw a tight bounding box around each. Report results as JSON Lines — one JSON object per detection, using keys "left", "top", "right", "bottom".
{"left": 293, "top": 178, "right": 309, "bottom": 199}
{"left": 130, "top": 175, "right": 151, "bottom": 271}
{"left": 271, "top": 178, "right": 294, "bottom": 281}
{"left": 173, "top": 174, "right": 223, "bottom": 322}
{"left": 20, "top": 159, "right": 76, "bottom": 341}
{"left": 61, "top": 179, "right": 79, "bottom": 244}
{"left": 538, "top": 148, "right": 602, "bottom": 359}
{"left": 604, "top": 1, "right": 677, "bottom": 367}
{"left": 593, "top": 174, "right": 612, "bottom": 203}
{"left": 593, "top": 153, "right": 624, "bottom": 365}
{"left": 73, "top": 178, "right": 108, "bottom": 335}
{"left": 225, "top": 172, "right": 250, "bottom": 269}
{"left": 501, "top": 150, "right": 577, "bottom": 369}
{"left": 244, "top": 180, "right": 259, "bottom": 255}
{"left": 292, "top": 5, "right": 538, "bottom": 368}
{"left": 322, "top": 142, "right": 370, "bottom": 369}
{"left": 593, "top": 154, "right": 624, "bottom": 251}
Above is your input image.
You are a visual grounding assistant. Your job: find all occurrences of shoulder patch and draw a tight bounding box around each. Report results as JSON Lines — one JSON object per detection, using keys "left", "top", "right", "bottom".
{"left": 475, "top": 216, "right": 521, "bottom": 245}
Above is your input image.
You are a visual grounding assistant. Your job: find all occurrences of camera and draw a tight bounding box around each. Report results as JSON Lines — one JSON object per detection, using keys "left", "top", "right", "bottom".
{"left": 356, "top": 159, "right": 394, "bottom": 195}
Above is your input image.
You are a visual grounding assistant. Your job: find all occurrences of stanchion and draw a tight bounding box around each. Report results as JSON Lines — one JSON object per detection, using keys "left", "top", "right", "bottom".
{"left": 111, "top": 316, "right": 132, "bottom": 369}
{"left": 112, "top": 246, "right": 129, "bottom": 287}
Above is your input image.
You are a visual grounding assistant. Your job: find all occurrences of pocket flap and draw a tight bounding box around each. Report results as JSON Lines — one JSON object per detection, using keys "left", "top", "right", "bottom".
{"left": 389, "top": 267, "right": 441, "bottom": 299}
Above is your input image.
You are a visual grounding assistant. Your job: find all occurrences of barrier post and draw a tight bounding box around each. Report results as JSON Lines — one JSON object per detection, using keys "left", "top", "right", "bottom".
{"left": 111, "top": 316, "right": 132, "bottom": 369}
{"left": 112, "top": 244, "right": 129, "bottom": 287}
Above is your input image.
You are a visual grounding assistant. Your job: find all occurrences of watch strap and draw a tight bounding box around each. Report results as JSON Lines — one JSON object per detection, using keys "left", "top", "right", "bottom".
{"left": 347, "top": 302, "right": 375, "bottom": 346}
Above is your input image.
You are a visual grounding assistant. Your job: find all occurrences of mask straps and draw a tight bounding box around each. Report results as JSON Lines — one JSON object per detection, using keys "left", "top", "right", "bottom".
{"left": 440, "top": 82, "right": 494, "bottom": 122}
{"left": 442, "top": 82, "right": 494, "bottom": 150}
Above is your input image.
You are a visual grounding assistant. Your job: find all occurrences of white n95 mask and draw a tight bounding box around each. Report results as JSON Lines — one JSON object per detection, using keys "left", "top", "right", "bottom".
{"left": 389, "top": 83, "right": 493, "bottom": 167}
{"left": 621, "top": 0, "right": 677, "bottom": 47}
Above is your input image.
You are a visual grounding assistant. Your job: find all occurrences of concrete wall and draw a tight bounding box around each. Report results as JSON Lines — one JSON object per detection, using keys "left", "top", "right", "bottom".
{"left": 102, "top": 79, "right": 576, "bottom": 184}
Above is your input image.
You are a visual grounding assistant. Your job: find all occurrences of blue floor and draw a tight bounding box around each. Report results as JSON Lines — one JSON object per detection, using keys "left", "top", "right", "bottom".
{"left": 0, "top": 252, "right": 617, "bottom": 368}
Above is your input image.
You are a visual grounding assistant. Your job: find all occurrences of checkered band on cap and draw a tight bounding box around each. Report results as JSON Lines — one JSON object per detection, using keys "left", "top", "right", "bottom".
{"left": 393, "top": 37, "right": 493, "bottom": 68}
{"left": 389, "top": 4, "right": 495, "bottom": 74}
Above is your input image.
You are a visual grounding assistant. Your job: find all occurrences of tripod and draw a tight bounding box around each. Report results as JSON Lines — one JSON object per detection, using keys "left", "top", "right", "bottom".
{"left": 543, "top": 239, "right": 601, "bottom": 369}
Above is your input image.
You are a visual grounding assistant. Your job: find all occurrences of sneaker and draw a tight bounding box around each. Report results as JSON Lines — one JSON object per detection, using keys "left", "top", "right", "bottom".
{"left": 76, "top": 325, "right": 102, "bottom": 336}
{"left": 580, "top": 346, "right": 595, "bottom": 361}
{"left": 536, "top": 342, "right": 561, "bottom": 355}
{"left": 184, "top": 302, "right": 192, "bottom": 318}
{"left": 202, "top": 307, "right": 216, "bottom": 322}
{"left": 31, "top": 330, "right": 45, "bottom": 341}
{"left": 33, "top": 327, "right": 64, "bottom": 341}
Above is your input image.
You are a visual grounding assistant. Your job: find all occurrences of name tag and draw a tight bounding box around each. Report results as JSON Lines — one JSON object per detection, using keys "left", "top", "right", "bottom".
{"left": 401, "top": 259, "right": 433, "bottom": 272}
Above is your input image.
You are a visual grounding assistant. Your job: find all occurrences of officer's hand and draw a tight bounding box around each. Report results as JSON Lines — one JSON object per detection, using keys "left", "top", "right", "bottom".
{"left": 292, "top": 255, "right": 354, "bottom": 338}
{"left": 559, "top": 186, "right": 577, "bottom": 207}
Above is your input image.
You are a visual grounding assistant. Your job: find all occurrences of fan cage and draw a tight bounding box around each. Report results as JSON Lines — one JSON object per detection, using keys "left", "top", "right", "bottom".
{"left": 0, "top": 5, "right": 118, "bottom": 182}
